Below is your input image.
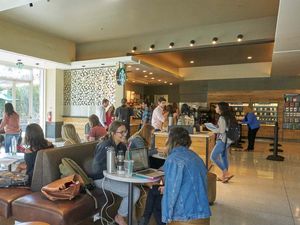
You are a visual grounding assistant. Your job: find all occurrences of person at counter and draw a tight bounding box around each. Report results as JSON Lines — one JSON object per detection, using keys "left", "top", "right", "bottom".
{"left": 115, "top": 98, "right": 134, "bottom": 138}
{"left": 97, "top": 98, "right": 109, "bottom": 129}
{"left": 208, "top": 102, "right": 234, "bottom": 183}
{"left": 242, "top": 106, "right": 260, "bottom": 151}
{"left": 151, "top": 97, "right": 168, "bottom": 131}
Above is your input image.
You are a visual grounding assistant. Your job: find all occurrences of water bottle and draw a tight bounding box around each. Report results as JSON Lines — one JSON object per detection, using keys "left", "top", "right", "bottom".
{"left": 11, "top": 136, "right": 17, "bottom": 155}
{"left": 116, "top": 150, "right": 125, "bottom": 175}
{"left": 106, "top": 147, "right": 116, "bottom": 173}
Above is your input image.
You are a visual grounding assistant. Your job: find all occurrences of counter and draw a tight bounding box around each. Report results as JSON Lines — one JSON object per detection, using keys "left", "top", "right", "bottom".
{"left": 241, "top": 123, "right": 275, "bottom": 139}
{"left": 154, "top": 131, "right": 215, "bottom": 169}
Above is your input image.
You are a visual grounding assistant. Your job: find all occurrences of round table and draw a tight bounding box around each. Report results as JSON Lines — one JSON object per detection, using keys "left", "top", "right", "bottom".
{"left": 17, "top": 222, "right": 50, "bottom": 225}
{"left": 103, "top": 170, "right": 159, "bottom": 225}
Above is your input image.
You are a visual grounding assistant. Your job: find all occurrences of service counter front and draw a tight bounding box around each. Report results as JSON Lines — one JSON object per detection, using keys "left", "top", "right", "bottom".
{"left": 154, "top": 131, "right": 215, "bottom": 169}
{"left": 241, "top": 123, "right": 275, "bottom": 139}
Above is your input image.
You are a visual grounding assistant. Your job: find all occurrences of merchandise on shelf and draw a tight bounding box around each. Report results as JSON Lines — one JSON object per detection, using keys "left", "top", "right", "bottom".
{"left": 252, "top": 103, "right": 278, "bottom": 124}
{"left": 283, "top": 94, "right": 300, "bottom": 130}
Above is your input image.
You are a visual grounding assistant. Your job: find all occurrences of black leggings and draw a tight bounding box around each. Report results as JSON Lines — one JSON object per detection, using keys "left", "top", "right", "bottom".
{"left": 247, "top": 127, "right": 259, "bottom": 150}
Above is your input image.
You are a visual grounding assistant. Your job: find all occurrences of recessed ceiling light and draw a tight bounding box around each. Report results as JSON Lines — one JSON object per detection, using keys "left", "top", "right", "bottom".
{"left": 212, "top": 37, "right": 218, "bottom": 45}
{"left": 164, "top": 81, "right": 167, "bottom": 84}
{"left": 149, "top": 44, "right": 155, "bottom": 51}
{"left": 169, "top": 83, "right": 173, "bottom": 85}
{"left": 190, "top": 40, "right": 195, "bottom": 47}
{"left": 131, "top": 46, "right": 137, "bottom": 53}
{"left": 158, "top": 79, "right": 161, "bottom": 82}
{"left": 190, "top": 60, "right": 194, "bottom": 64}
{"left": 132, "top": 81, "right": 136, "bottom": 83}
{"left": 149, "top": 72, "right": 153, "bottom": 75}
{"left": 247, "top": 56, "right": 252, "bottom": 59}
{"left": 144, "top": 75, "right": 148, "bottom": 78}
{"left": 127, "top": 65, "right": 132, "bottom": 68}
{"left": 143, "top": 70, "right": 147, "bottom": 73}
{"left": 136, "top": 68, "right": 140, "bottom": 71}
{"left": 169, "top": 42, "right": 174, "bottom": 48}
{"left": 237, "top": 34, "right": 243, "bottom": 42}
{"left": 151, "top": 77, "right": 155, "bottom": 80}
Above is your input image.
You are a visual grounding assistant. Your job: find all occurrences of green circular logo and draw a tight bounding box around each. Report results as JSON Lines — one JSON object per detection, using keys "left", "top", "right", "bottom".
{"left": 116, "top": 67, "right": 126, "bottom": 85}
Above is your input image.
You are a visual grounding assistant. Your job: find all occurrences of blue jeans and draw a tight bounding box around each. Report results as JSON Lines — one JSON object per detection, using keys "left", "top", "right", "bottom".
{"left": 4, "top": 133, "right": 20, "bottom": 153}
{"left": 210, "top": 140, "right": 230, "bottom": 171}
{"left": 94, "top": 177, "right": 140, "bottom": 217}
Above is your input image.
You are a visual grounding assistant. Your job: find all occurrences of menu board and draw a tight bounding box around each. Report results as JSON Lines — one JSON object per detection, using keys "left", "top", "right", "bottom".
{"left": 252, "top": 103, "right": 278, "bottom": 124}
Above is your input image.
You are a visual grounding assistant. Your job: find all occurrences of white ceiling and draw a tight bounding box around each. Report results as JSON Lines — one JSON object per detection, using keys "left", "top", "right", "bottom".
{"left": 0, "top": 0, "right": 279, "bottom": 43}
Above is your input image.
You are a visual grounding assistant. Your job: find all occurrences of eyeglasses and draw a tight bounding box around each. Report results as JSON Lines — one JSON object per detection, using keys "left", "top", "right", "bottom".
{"left": 116, "top": 130, "right": 128, "bottom": 135}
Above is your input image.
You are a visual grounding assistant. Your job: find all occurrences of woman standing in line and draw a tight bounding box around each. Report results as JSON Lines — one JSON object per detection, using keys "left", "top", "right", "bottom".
{"left": 208, "top": 102, "right": 235, "bottom": 183}
{"left": 242, "top": 106, "right": 260, "bottom": 151}
{"left": 161, "top": 127, "right": 211, "bottom": 225}
{"left": 106, "top": 105, "right": 115, "bottom": 128}
{"left": 0, "top": 103, "right": 20, "bottom": 153}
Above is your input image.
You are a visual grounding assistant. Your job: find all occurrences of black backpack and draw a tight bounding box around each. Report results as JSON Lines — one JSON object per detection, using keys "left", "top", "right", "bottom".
{"left": 226, "top": 121, "right": 240, "bottom": 142}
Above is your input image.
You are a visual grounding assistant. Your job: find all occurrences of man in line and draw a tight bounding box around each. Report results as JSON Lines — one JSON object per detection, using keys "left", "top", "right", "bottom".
{"left": 151, "top": 97, "right": 168, "bottom": 131}
{"left": 115, "top": 98, "right": 134, "bottom": 137}
{"left": 98, "top": 99, "right": 109, "bottom": 129}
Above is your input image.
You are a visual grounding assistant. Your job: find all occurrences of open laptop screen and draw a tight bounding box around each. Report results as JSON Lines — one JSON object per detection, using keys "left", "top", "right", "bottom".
{"left": 129, "top": 148, "right": 149, "bottom": 172}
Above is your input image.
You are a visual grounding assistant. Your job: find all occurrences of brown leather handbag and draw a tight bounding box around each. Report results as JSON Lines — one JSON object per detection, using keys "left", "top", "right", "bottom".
{"left": 41, "top": 174, "right": 81, "bottom": 201}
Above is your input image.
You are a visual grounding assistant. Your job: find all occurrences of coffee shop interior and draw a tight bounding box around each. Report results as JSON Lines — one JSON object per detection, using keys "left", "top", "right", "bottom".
{"left": 0, "top": 0, "right": 300, "bottom": 225}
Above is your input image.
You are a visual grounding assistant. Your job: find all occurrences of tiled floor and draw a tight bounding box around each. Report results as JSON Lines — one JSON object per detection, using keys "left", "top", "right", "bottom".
{"left": 1, "top": 140, "right": 300, "bottom": 225}
{"left": 210, "top": 140, "right": 300, "bottom": 225}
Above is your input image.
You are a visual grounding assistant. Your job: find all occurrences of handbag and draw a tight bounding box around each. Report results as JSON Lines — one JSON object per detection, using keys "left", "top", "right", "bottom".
{"left": 41, "top": 174, "right": 81, "bottom": 201}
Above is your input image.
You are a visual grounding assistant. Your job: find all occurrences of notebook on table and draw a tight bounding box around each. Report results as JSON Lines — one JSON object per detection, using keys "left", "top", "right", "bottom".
{"left": 129, "top": 148, "right": 164, "bottom": 179}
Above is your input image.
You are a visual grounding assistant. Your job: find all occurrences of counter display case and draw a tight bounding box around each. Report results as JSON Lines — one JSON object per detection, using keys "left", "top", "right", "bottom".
{"left": 283, "top": 94, "right": 300, "bottom": 130}
{"left": 229, "top": 103, "right": 249, "bottom": 121}
{"left": 252, "top": 103, "right": 278, "bottom": 124}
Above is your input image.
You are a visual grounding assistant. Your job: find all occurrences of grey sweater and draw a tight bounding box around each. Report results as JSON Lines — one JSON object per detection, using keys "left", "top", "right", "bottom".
{"left": 210, "top": 116, "right": 233, "bottom": 144}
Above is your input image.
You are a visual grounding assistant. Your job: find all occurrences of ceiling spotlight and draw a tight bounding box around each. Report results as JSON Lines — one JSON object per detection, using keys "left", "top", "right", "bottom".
{"left": 212, "top": 37, "right": 218, "bottom": 45}
{"left": 29, "top": 3, "right": 33, "bottom": 7}
{"left": 164, "top": 81, "right": 167, "bottom": 84}
{"left": 135, "top": 68, "right": 140, "bottom": 71}
{"left": 190, "top": 60, "right": 194, "bottom": 64}
{"left": 247, "top": 56, "right": 252, "bottom": 59}
{"left": 158, "top": 79, "right": 161, "bottom": 82}
{"left": 144, "top": 75, "right": 148, "bottom": 78}
{"left": 169, "top": 83, "right": 173, "bottom": 85}
{"left": 190, "top": 40, "right": 195, "bottom": 47}
{"left": 132, "top": 81, "right": 136, "bottom": 83}
{"left": 143, "top": 70, "right": 147, "bottom": 73}
{"left": 237, "top": 34, "right": 243, "bottom": 42}
{"left": 127, "top": 65, "right": 132, "bottom": 68}
{"left": 149, "top": 72, "right": 153, "bottom": 75}
{"left": 169, "top": 42, "right": 174, "bottom": 49}
{"left": 149, "top": 44, "right": 155, "bottom": 51}
{"left": 151, "top": 77, "right": 155, "bottom": 80}
{"left": 131, "top": 46, "right": 137, "bottom": 53}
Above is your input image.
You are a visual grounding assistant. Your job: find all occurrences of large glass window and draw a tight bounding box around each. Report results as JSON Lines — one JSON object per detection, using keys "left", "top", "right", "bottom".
{"left": 0, "top": 64, "right": 44, "bottom": 130}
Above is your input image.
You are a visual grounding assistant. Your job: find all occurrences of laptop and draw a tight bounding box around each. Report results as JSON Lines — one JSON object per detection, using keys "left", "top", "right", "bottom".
{"left": 129, "top": 148, "right": 164, "bottom": 179}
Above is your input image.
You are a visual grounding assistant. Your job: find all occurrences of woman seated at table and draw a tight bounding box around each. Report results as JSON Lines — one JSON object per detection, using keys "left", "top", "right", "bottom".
{"left": 23, "top": 123, "right": 54, "bottom": 185}
{"left": 92, "top": 121, "right": 140, "bottom": 225}
{"left": 128, "top": 124, "right": 155, "bottom": 153}
{"left": 61, "top": 123, "right": 81, "bottom": 146}
{"left": 161, "top": 127, "right": 211, "bottom": 225}
{"left": 87, "top": 114, "right": 107, "bottom": 141}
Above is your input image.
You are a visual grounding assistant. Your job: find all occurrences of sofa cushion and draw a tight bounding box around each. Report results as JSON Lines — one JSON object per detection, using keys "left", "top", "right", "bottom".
{"left": 31, "top": 141, "right": 98, "bottom": 192}
{"left": 0, "top": 187, "right": 32, "bottom": 218}
{"left": 12, "top": 188, "right": 112, "bottom": 225}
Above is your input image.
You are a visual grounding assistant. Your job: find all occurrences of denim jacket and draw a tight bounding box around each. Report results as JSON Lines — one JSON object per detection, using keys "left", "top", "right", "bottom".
{"left": 162, "top": 146, "right": 211, "bottom": 223}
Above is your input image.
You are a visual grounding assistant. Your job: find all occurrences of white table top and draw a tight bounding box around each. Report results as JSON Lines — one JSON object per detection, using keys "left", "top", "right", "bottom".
{"left": 0, "top": 153, "right": 24, "bottom": 165}
{"left": 103, "top": 170, "right": 159, "bottom": 184}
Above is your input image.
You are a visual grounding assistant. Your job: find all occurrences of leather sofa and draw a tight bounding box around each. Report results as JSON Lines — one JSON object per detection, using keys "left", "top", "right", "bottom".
{"left": 0, "top": 141, "right": 117, "bottom": 225}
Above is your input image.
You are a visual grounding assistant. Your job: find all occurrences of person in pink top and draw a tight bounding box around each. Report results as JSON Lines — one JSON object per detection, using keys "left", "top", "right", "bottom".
{"left": 0, "top": 103, "right": 20, "bottom": 153}
{"left": 106, "top": 105, "right": 115, "bottom": 128}
{"left": 87, "top": 114, "right": 107, "bottom": 141}
{"left": 151, "top": 97, "right": 169, "bottom": 131}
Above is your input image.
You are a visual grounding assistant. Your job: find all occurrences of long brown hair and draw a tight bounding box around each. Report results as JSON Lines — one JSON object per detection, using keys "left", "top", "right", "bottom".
{"left": 167, "top": 127, "right": 191, "bottom": 153}
{"left": 89, "top": 114, "right": 100, "bottom": 127}
{"left": 25, "top": 123, "right": 50, "bottom": 151}
{"left": 100, "top": 120, "right": 126, "bottom": 142}
{"left": 129, "top": 124, "right": 154, "bottom": 147}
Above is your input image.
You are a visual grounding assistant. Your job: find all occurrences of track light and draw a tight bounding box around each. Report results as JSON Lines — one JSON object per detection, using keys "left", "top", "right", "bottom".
{"left": 131, "top": 46, "right": 137, "bottom": 53}
{"left": 29, "top": 3, "right": 33, "bottom": 7}
{"left": 237, "top": 34, "right": 243, "bottom": 42}
{"left": 149, "top": 44, "right": 155, "bottom": 51}
{"left": 190, "top": 40, "right": 195, "bottom": 47}
{"left": 212, "top": 37, "right": 218, "bottom": 45}
{"left": 169, "top": 42, "right": 174, "bottom": 49}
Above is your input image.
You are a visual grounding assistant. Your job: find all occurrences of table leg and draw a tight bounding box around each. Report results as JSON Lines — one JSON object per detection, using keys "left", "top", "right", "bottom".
{"left": 128, "top": 182, "right": 133, "bottom": 225}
